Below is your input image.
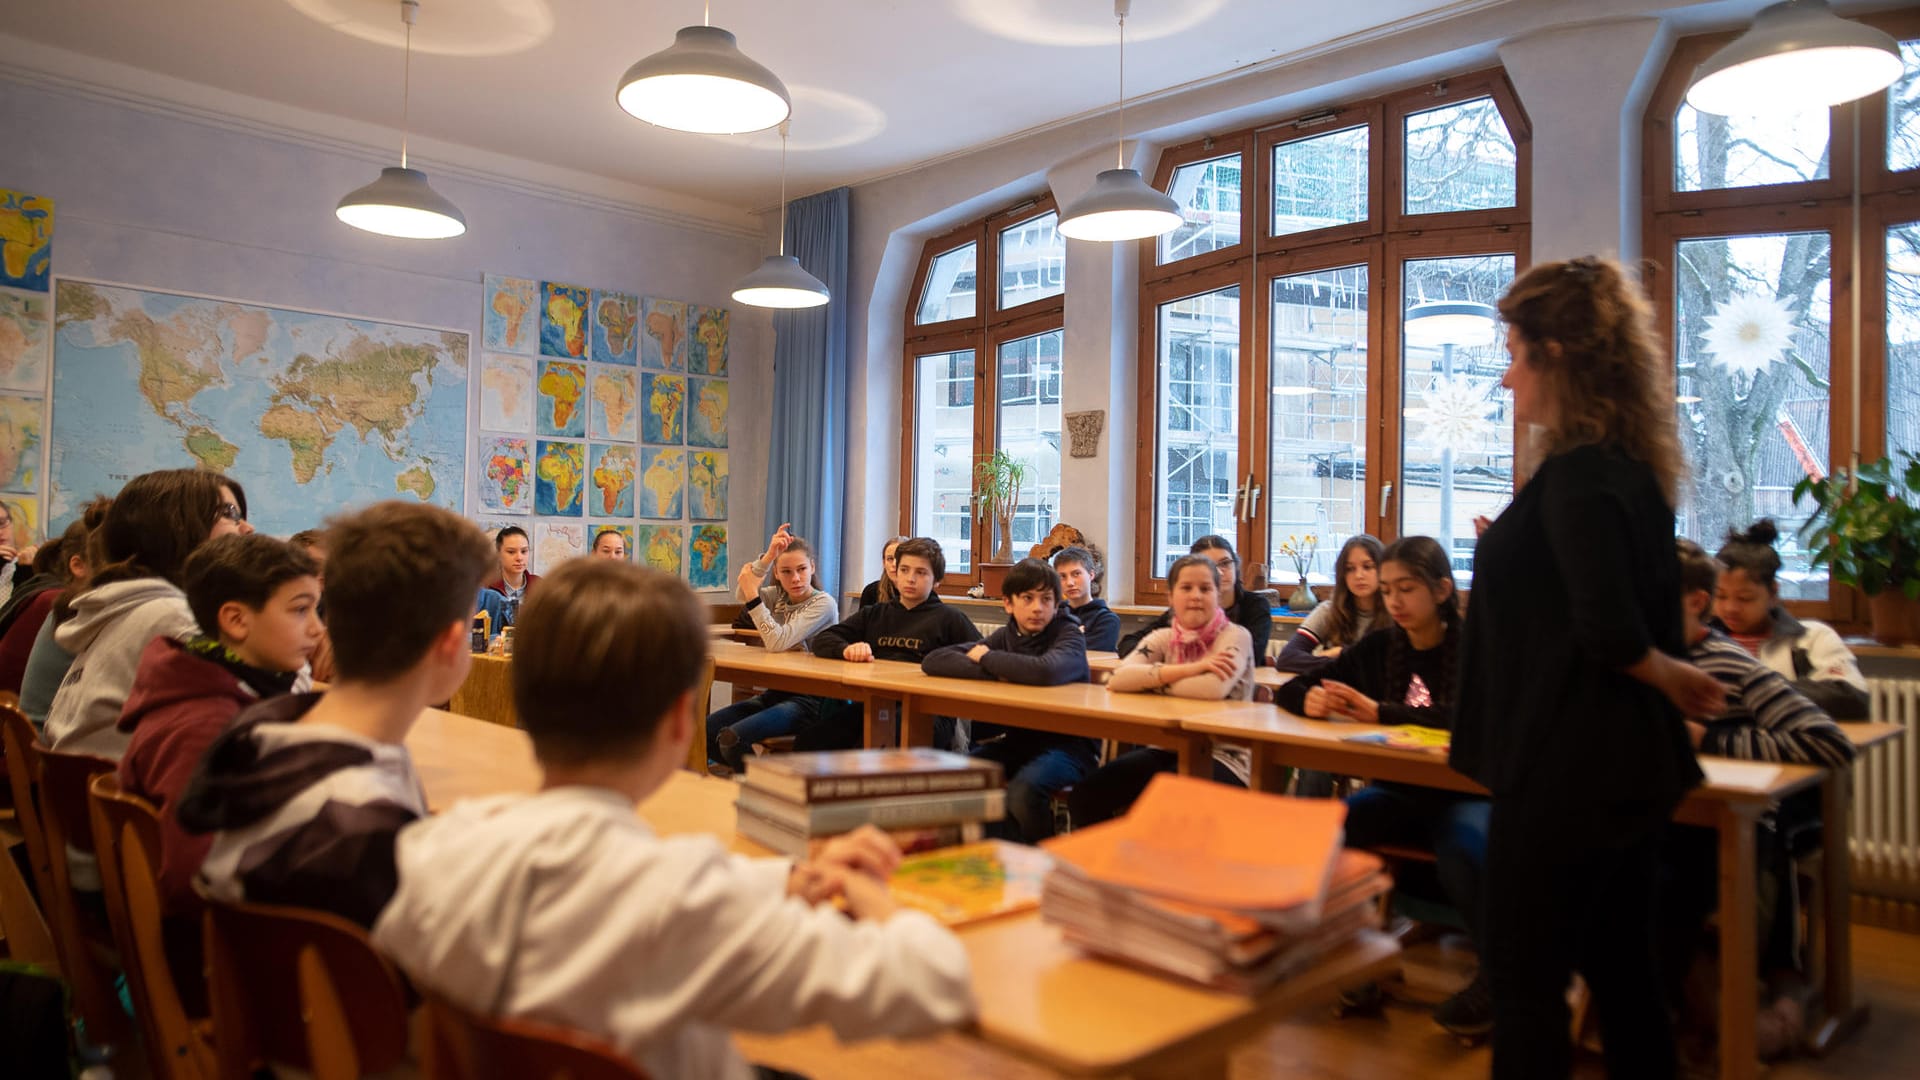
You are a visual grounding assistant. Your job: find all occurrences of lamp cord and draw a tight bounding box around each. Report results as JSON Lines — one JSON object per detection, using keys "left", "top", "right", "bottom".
{"left": 399, "top": 0, "right": 416, "bottom": 168}
{"left": 1115, "top": 10, "right": 1126, "bottom": 170}
{"left": 778, "top": 120, "right": 790, "bottom": 257}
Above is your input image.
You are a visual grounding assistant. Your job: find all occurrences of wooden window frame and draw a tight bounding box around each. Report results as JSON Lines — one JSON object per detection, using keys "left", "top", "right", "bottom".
{"left": 901, "top": 195, "right": 1065, "bottom": 593}
{"left": 1133, "top": 67, "right": 1530, "bottom": 602}
{"left": 1642, "top": 9, "right": 1920, "bottom": 630}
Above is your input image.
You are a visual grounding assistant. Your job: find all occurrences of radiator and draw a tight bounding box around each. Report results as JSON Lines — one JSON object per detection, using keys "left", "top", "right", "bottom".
{"left": 1857, "top": 680, "right": 1920, "bottom": 904}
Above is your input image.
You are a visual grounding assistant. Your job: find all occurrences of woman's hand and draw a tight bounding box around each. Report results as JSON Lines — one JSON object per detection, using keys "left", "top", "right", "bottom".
{"left": 1629, "top": 650, "right": 1727, "bottom": 719}
{"left": 1302, "top": 685, "right": 1332, "bottom": 718}
{"left": 735, "top": 563, "right": 763, "bottom": 602}
{"left": 760, "top": 523, "right": 794, "bottom": 566}
{"left": 1202, "top": 647, "right": 1241, "bottom": 681}
{"left": 1321, "top": 680, "right": 1379, "bottom": 724}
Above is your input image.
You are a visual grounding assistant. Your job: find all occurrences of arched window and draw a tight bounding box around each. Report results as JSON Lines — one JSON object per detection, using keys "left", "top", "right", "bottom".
{"left": 1644, "top": 9, "right": 1920, "bottom": 624}
{"left": 1136, "top": 69, "right": 1530, "bottom": 599}
{"left": 901, "top": 196, "right": 1066, "bottom": 589}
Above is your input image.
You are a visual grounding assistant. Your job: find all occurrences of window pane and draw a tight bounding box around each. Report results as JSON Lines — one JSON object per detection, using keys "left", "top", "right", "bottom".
{"left": 1674, "top": 102, "right": 1829, "bottom": 191}
{"left": 1886, "top": 223, "right": 1920, "bottom": 457}
{"left": 1271, "top": 125, "right": 1369, "bottom": 237}
{"left": 1891, "top": 40, "right": 1920, "bottom": 173}
{"left": 1154, "top": 286, "right": 1240, "bottom": 578}
{"left": 913, "top": 349, "right": 976, "bottom": 572}
{"left": 1400, "top": 254, "right": 1515, "bottom": 581}
{"left": 915, "top": 243, "right": 977, "bottom": 324}
{"left": 1403, "top": 97, "right": 1517, "bottom": 215}
{"left": 1268, "top": 265, "right": 1369, "bottom": 584}
{"left": 998, "top": 212, "right": 1065, "bottom": 309}
{"left": 1158, "top": 154, "right": 1242, "bottom": 264}
{"left": 997, "top": 329, "right": 1064, "bottom": 550}
{"left": 1675, "top": 232, "right": 1832, "bottom": 600}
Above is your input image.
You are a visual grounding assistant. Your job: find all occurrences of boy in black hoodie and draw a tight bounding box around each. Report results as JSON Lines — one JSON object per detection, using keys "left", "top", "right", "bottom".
{"left": 1052, "top": 546, "right": 1118, "bottom": 652}
{"left": 176, "top": 503, "right": 496, "bottom": 928}
{"left": 924, "top": 558, "right": 1092, "bottom": 841}
{"left": 801, "top": 537, "right": 980, "bottom": 751}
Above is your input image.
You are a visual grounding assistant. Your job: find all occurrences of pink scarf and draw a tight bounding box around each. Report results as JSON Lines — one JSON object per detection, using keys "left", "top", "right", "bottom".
{"left": 1168, "top": 607, "right": 1230, "bottom": 664}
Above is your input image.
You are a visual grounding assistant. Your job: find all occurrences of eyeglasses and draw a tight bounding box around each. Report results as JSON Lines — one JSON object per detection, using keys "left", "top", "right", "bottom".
{"left": 214, "top": 503, "right": 245, "bottom": 523}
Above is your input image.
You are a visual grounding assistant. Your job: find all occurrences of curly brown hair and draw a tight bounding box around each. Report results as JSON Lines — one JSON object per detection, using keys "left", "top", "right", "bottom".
{"left": 1497, "top": 256, "right": 1685, "bottom": 505}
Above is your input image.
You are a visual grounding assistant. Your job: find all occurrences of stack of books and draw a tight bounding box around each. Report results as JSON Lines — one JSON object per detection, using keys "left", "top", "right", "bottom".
{"left": 735, "top": 748, "right": 1006, "bottom": 858}
{"left": 1039, "top": 774, "right": 1391, "bottom": 994}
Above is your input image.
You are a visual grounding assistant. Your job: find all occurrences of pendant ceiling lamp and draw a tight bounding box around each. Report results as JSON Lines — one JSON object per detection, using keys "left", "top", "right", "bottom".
{"left": 1056, "top": 0, "right": 1182, "bottom": 242}
{"left": 336, "top": 0, "right": 467, "bottom": 239}
{"left": 1685, "top": 0, "right": 1902, "bottom": 116}
{"left": 733, "top": 122, "right": 830, "bottom": 309}
{"left": 617, "top": 2, "right": 791, "bottom": 135}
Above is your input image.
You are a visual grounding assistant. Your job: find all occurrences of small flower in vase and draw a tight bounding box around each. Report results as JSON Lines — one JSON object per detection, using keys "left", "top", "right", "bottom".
{"left": 1276, "top": 533, "right": 1319, "bottom": 611}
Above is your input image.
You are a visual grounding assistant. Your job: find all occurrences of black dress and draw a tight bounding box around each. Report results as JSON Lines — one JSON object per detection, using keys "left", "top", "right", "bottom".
{"left": 1452, "top": 443, "right": 1701, "bottom": 1080}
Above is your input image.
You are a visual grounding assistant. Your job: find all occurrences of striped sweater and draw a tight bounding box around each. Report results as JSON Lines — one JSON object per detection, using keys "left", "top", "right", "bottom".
{"left": 1689, "top": 629, "right": 1856, "bottom": 769}
{"left": 176, "top": 693, "right": 427, "bottom": 928}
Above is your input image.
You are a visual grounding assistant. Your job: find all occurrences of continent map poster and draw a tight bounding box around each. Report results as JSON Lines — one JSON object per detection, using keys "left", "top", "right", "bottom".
{"left": 476, "top": 271, "right": 729, "bottom": 589}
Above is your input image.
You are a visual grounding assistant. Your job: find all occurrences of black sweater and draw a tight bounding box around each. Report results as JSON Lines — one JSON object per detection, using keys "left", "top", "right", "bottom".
{"left": 1451, "top": 444, "right": 1703, "bottom": 807}
{"left": 810, "top": 594, "right": 980, "bottom": 662}
{"left": 1273, "top": 623, "right": 1457, "bottom": 729}
{"left": 923, "top": 609, "right": 1090, "bottom": 685}
{"left": 1070, "top": 600, "right": 1121, "bottom": 653}
{"left": 1118, "top": 589, "right": 1272, "bottom": 661}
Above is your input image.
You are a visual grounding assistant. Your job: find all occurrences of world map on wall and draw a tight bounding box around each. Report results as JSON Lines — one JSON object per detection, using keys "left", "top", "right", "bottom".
{"left": 50, "top": 280, "right": 467, "bottom": 535}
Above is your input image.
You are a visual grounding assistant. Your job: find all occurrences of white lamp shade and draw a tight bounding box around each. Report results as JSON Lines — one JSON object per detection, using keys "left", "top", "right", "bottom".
{"left": 1686, "top": 0, "right": 1903, "bottom": 115}
{"left": 1057, "top": 168, "right": 1183, "bottom": 242}
{"left": 617, "top": 25, "right": 791, "bottom": 135}
{"left": 1404, "top": 300, "right": 1498, "bottom": 349}
{"left": 732, "top": 254, "right": 830, "bottom": 308}
{"left": 335, "top": 166, "right": 467, "bottom": 239}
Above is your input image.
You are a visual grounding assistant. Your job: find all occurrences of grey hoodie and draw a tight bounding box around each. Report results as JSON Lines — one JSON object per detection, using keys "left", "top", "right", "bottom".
{"left": 45, "top": 578, "right": 197, "bottom": 758}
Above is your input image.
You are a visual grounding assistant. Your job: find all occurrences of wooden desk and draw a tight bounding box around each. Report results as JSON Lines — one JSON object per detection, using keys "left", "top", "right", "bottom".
{"left": 707, "top": 640, "right": 919, "bottom": 748}
{"left": 406, "top": 705, "right": 1400, "bottom": 1077}
{"left": 1086, "top": 651, "right": 1289, "bottom": 691}
{"left": 448, "top": 653, "right": 517, "bottom": 728}
{"left": 1181, "top": 709, "right": 1905, "bottom": 1080}
{"left": 855, "top": 667, "right": 1273, "bottom": 779}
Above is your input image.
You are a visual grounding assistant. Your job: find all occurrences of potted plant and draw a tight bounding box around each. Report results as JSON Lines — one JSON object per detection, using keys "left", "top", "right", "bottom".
{"left": 1277, "top": 533, "right": 1319, "bottom": 612}
{"left": 973, "top": 450, "right": 1028, "bottom": 598}
{"left": 1793, "top": 451, "right": 1920, "bottom": 645}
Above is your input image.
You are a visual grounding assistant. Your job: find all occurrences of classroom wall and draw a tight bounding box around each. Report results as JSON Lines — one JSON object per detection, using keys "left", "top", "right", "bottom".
{"left": 835, "top": 0, "right": 1820, "bottom": 601}
{"left": 0, "top": 49, "right": 773, "bottom": 570}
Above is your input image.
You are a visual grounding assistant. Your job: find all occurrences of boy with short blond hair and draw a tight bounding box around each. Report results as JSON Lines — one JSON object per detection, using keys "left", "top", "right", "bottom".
{"left": 178, "top": 502, "right": 495, "bottom": 927}
{"left": 373, "top": 559, "right": 973, "bottom": 1080}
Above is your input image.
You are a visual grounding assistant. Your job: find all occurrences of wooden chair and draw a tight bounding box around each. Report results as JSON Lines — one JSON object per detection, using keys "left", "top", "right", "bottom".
{"left": 90, "top": 773, "right": 215, "bottom": 1080}
{"left": 424, "top": 995, "right": 648, "bottom": 1080}
{"left": 0, "top": 701, "right": 56, "bottom": 918}
{"left": 201, "top": 895, "right": 411, "bottom": 1080}
{"left": 36, "top": 744, "right": 132, "bottom": 1051}
{"left": 683, "top": 657, "right": 716, "bottom": 773}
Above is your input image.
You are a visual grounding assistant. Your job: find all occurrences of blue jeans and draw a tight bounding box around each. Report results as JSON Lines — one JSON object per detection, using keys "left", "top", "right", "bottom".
{"left": 706, "top": 692, "right": 838, "bottom": 771}
{"left": 1343, "top": 783, "right": 1490, "bottom": 950}
{"left": 973, "top": 737, "right": 1098, "bottom": 843}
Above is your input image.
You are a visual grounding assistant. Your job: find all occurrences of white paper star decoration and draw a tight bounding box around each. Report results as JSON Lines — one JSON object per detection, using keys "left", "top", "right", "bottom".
{"left": 1416, "top": 375, "right": 1498, "bottom": 455}
{"left": 1702, "top": 292, "right": 1796, "bottom": 377}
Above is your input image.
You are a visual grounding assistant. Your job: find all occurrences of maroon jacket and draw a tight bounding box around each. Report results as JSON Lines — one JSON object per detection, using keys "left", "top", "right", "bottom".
{"left": 0, "top": 588, "right": 59, "bottom": 695}
{"left": 116, "top": 637, "right": 259, "bottom": 912}
{"left": 482, "top": 572, "right": 541, "bottom": 597}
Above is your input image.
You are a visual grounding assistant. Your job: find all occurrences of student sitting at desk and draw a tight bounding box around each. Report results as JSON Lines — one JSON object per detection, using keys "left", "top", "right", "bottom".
{"left": 857, "top": 534, "right": 909, "bottom": 610}
{"left": 924, "top": 557, "right": 1092, "bottom": 842}
{"left": 1664, "top": 538, "right": 1855, "bottom": 1063}
{"left": 706, "top": 525, "right": 842, "bottom": 774}
{"left": 373, "top": 558, "right": 974, "bottom": 1080}
{"left": 1118, "top": 534, "right": 1271, "bottom": 663}
{"left": 1069, "top": 553, "right": 1254, "bottom": 828}
{"left": 1274, "top": 533, "right": 1383, "bottom": 674}
{"left": 1711, "top": 519, "right": 1870, "bottom": 720}
{"left": 484, "top": 525, "right": 538, "bottom": 628}
{"left": 1053, "top": 545, "right": 1119, "bottom": 653}
{"left": 805, "top": 536, "right": 980, "bottom": 752}
{"left": 1273, "top": 535, "right": 1491, "bottom": 1037}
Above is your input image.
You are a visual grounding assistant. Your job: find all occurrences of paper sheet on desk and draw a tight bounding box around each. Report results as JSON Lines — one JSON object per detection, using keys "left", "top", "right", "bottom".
{"left": 1698, "top": 758, "right": 1784, "bottom": 789}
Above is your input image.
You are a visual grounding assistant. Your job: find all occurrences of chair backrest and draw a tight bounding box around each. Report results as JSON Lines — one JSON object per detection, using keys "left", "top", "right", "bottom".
{"left": 683, "top": 657, "right": 716, "bottom": 773}
{"left": 39, "top": 745, "right": 114, "bottom": 860}
{"left": 30, "top": 742, "right": 130, "bottom": 1049}
{"left": 424, "top": 995, "right": 648, "bottom": 1080}
{"left": 90, "top": 773, "right": 211, "bottom": 1080}
{"left": 0, "top": 700, "right": 54, "bottom": 903}
{"left": 202, "top": 896, "right": 410, "bottom": 1080}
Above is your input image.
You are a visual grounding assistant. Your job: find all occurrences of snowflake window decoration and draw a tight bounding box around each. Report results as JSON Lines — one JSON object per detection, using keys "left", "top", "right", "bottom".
{"left": 1414, "top": 375, "right": 1498, "bottom": 454}
{"left": 1702, "top": 292, "right": 1796, "bottom": 377}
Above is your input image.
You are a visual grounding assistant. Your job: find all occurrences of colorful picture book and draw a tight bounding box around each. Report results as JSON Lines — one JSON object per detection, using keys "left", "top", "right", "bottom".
{"left": 1341, "top": 724, "right": 1452, "bottom": 753}
{"left": 890, "top": 841, "right": 1054, "bottom": 927}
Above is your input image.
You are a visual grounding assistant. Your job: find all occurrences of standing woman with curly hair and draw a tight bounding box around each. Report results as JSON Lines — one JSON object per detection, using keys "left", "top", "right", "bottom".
{"left": 1451, "top": 258, "right": 1725, "bottom": 1078}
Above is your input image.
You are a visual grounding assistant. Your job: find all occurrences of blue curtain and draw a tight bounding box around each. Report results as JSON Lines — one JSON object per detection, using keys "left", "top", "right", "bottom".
{"left": 764, "top": 186, "right": 849, "bottom": 597}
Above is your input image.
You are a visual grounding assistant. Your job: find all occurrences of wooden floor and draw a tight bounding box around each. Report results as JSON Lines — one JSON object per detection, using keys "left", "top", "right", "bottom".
{"left": 739, "top": 925, "right": 1920, "bottom": 1079}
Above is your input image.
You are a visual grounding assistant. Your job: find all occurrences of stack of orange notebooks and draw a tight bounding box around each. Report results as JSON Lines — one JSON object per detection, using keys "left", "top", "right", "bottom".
{"left": 1039, "top": 774, "right": 1390, "bottom": 994}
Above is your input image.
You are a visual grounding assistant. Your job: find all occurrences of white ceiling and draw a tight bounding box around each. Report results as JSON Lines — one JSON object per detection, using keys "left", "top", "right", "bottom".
{"left": 7, "top": 0, "right": 1511, "bottom": 215}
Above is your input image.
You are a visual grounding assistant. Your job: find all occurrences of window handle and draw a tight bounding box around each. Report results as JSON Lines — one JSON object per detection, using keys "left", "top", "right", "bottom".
{"left": 1380, "top": 481, "right": 1394, "bottom": 519}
